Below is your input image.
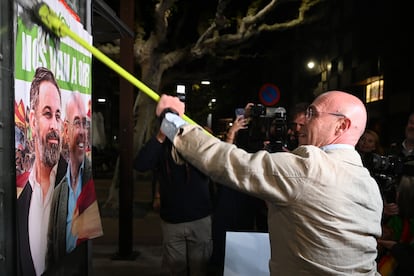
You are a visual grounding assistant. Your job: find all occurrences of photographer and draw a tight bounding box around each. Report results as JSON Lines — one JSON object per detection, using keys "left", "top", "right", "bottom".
{"left": 386, "top": 113, "right": 414, "bottom": 219}
{"left": 377, "top": 171, "right": 414, "bottom": 276}
{"left": 356, "top": 129, "right": 403, "bottom": 208}
{"left": 225, "top": 103, "right": 252, "bottom": 144}
{"left": 244, "top": 104, "right": 289, "bottom": 153}
{"left": 286, "top": 102, "right": 309, "bottom": 150}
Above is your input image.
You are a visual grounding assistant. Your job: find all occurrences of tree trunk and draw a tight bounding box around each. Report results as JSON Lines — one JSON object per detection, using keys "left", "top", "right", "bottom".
{"left": 105, "top": 60, "right": 163, "bottom": 207}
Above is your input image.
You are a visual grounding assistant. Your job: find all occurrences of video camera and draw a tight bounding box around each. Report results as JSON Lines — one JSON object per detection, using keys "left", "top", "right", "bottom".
{"left": 246, "top": 104, "right": 288, "bottom": 153}
{"left": 362, "top": 153, "right": 407, "bottom": 203}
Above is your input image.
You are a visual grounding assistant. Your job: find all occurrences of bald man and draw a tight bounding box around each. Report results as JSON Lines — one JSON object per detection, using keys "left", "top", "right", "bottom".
{"left": 45, "top": 92, "right": 102, "bottom": 274}
{"left": 154, "top": 91, "right": 383, "bottom": 275}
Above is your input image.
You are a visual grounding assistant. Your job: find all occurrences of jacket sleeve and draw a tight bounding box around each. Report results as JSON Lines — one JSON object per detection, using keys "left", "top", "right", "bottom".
{"left": 133, "top": 137, "right": 163, "bottom": 172}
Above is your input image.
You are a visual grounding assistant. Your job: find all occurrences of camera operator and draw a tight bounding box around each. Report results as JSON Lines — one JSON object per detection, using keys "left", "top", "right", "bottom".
{"left": 286, "top": 102, "right": 309, "bottom": 150}
{"left": 245, "top": 104, "right": 288, "bottom": 153}
{"left": 378, "top": 112, "right": 414, "bottom": 215}
{"left": 356, "top": 129, "right": 403, "bottom": 206}
{"left": 377, "top": 169, "right": 414, "bottom": 276}
{"left": 357, "top": 129, "right": 401, "bottom": 219}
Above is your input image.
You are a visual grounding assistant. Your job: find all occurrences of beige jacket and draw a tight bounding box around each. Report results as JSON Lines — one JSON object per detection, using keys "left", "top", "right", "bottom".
{"left": 173, "top": 125, "right": 383, "bottom": 276}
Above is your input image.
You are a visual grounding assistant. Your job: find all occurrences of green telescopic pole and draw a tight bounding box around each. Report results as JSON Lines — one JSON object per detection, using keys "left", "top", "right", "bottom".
{"left": 35, "top": 2, "right": 200, "bottom": 127}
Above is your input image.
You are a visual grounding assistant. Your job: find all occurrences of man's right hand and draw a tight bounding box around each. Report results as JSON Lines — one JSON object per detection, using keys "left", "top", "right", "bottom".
{"left": 156, "top": 94, "right": 185, "bottom": 117}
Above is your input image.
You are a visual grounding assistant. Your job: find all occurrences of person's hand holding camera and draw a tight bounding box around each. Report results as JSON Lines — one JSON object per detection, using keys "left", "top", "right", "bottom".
{"left": 226, "top": 115, "right": 248, "bottom": 143}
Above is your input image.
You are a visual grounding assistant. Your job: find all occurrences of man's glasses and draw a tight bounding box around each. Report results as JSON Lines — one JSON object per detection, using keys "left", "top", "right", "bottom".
{"left": 305, "top": 106, "right": 346, "bottom": 120}
{"left": 68, "top": 118, "right": 90, "bottom": 129}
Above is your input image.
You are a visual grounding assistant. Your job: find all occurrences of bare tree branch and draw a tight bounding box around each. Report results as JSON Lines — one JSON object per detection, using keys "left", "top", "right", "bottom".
{"left": 193, "top": 0, "right": 231, "bottom": 54}
{"left": 259, "top": 0, "right": 322, "bottom": 31}
{"left": 160, "top": 47, "right": 189, "bottom": 72}
{"left": 242, "top": 0, "right": 280, "bottom": 30}
{"left": 153, "top": 0, "right": 176, "bottom": 44}
{"left": 191, "top": 0, "right": 322, "bottom": 59}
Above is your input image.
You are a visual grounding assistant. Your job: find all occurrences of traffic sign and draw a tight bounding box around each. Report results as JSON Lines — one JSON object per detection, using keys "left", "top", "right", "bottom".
{"left": 258, "top": 83, "right": 281, "bottom": 106}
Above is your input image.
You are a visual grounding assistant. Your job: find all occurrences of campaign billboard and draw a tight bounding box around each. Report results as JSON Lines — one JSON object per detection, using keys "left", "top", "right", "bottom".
{"left": 14, "top": 1, "right": 102, "bottom": 275}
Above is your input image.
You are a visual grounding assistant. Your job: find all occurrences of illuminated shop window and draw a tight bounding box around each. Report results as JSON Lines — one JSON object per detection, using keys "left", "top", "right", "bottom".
{"left": 366, "top": 79, "right": 383, "bottom": 103}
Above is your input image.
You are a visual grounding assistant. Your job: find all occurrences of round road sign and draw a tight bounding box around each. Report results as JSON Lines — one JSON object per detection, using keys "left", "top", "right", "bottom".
{"left": 258, "top": 83, "right": 281, "bottom": 106}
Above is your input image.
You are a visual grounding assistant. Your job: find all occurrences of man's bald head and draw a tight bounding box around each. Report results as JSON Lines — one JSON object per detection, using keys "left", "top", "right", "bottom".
{"left": 318, "top": 91, "right": 367, "bottom": 137}
{"left": 303, "top": 91, "right": 367, "bottom": 147}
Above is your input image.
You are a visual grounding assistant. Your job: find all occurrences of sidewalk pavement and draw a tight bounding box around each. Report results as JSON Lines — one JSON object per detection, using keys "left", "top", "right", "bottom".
{"left": 91, "top": 177, "right": 168, "bottom": 275}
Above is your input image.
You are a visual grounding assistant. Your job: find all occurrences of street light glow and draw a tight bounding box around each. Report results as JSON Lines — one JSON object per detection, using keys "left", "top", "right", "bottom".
{"left": 307, "top": 61, "right": 315, "bottom": 69}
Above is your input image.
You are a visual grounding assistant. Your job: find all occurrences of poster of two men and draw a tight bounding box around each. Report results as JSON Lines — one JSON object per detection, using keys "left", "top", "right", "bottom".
{"left": 14, "top": 1, "right": 103, "bottom": 275}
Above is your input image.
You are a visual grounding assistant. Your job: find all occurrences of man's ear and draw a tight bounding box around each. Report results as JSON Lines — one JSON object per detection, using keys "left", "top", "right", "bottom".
{"left": 29, "top": 110, "right": 36, "bottom": 137}
{"left": 63, "top": 120, "right": 69, "bottom": 141}
{"left": 336, "top": 118, "right": 351, "bottom": 135}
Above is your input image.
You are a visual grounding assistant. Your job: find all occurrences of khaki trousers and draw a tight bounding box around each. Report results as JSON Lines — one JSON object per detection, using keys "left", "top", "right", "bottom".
{"left": 161, "top": 216, "right": 213, "bottom": 276}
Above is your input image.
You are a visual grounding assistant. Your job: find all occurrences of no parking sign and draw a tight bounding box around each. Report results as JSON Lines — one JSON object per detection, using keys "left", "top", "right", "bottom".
{"left": 258, "top": 83, "right": 281, "bottom": 106}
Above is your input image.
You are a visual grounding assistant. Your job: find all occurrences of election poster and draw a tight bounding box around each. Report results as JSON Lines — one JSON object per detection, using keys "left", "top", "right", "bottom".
{"left": 14, "top": 0, "right": 102, "bottom": 274}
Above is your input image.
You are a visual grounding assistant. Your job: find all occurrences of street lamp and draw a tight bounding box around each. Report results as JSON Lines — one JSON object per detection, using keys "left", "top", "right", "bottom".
{"left": 307, "top": 60, "right": 316, "bottom": 69}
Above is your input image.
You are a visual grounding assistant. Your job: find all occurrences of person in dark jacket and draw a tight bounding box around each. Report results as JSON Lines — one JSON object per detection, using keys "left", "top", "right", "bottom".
{"left": 134, "top": 127, "right": 212, "bottom": 276}
{"left": 387, "top": 111, "right": 414, "bottom": 161}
